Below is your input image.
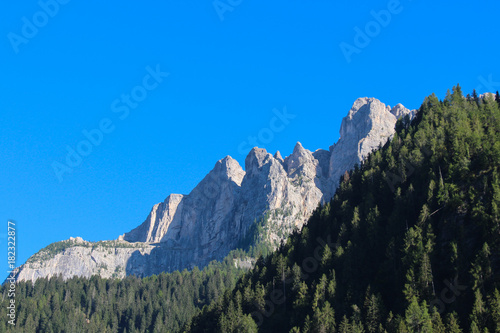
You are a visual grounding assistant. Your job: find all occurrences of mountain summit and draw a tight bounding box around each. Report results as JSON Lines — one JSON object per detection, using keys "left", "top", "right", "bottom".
{"left": 328, "top": 97, "right": 414, "bottom": 189}
{"left": 14, "top": 97, "right": 415, "bottom": 282}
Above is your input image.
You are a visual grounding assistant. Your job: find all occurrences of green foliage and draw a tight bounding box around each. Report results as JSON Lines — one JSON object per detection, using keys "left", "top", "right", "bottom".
{"left": 2, "top": 255, "right": 246, "bottom": 332}
{"left": 238, "top": 211, "right": 273, "bottom": 258}
{"left": 187, "top": 87, "right": 500, "bottom": 332}
{"left": 11, "top": 86, "right": 500, "bottom": 332}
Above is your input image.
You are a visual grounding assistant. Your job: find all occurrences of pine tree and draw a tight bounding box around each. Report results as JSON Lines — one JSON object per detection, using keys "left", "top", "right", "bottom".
{"left": 23, "top": 313, "right": 36, "bottom": 333}
{"left": 470, "top": 321, "right": 481, "bottom": 333}
{"left": 312, "top": 274, "right": 327, "bottom": 309}
{"left": 405, "top": 297, "right": 433, "bottom": 332}
{"left": 446, "top": 313, "right": 462, "bottom": 333}
{"left": 488, "top": 289, "right": 500, "bottom": 333}
{"left": 471, "top": 289, "right": 487, "bottom": 329}
{"left": 419, "top": 252, "right": 434, "bottom": 301}
{"left": 236, "top": 314, "right": 258, "bottom": 333}
{"left": 364, "top": 293, "right": 384, "bottom": 333}
{"left": 473, "top": 89, "right": 479, "bottom": 105}
{"left": 313, "top": 301, "right": 336, "bottom": 333}
{"left": 338, "top": 315, "right": 350, "bottom": 333}
{"left": 404, "top": 269, "right": 419, "bottom": 305}
{"left": 327, "top": 269, "right": 336, "bottom": 300}
{"left": 321, "top": 244, "right": 333, "bottom": 269}
{"left": 431, "top": 310, "right": 446, "bottom": 333}
{"left": 293, "top": 282, "right": 309, "bottom": 310}
{"left": 303, "top": 315, "right": 312, "bottom": 333}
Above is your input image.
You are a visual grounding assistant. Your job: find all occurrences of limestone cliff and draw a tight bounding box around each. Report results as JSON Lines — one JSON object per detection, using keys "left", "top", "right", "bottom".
{"left": 328, "top": 98, "right": 414, "bottom": 192}
{"left": 14, "top": 97, "right": 415, "bottom": 282}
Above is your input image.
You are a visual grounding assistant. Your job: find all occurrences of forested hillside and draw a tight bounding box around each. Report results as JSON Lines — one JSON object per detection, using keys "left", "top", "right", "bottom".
{"left": 0, "top": 251, "right": 248, "bottom": 332}
{"left": 3, "top": 87, "right": 500, "bottom": 333}
{"left": 186, "top": 87, "right": 500, "bottom": 332}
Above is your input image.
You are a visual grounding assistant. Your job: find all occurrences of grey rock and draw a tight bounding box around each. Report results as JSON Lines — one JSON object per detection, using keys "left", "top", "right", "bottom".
{"left": 14, "top": 97, "right": 416, "bottom": 282}
{"left": 14, "top": 239, "right": 155, "bottom": 281}
{"left": 480, "top": 92, "right": 496, "bottom": 101}
{"left": 328, "top": 98, "right": 413, "bottom": 190}
{"left": 274, "top": 150, "right": 284, "bottom": 164}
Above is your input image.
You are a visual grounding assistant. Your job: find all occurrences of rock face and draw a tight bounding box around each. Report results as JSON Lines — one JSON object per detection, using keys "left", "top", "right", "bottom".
{"left": 14, "top": 97, "right": 416, "bottom": 282}
{"left": 120, "top": 194, "right": 185, "bottom": 244}
{"left": 123, "top": 156, "right": 245, "bottom": 247}
{"left": 328, "top": 98, "right": 414, "bottom": 191}
{"left": 14, "top": 239, "right": 155, "bottom": 282}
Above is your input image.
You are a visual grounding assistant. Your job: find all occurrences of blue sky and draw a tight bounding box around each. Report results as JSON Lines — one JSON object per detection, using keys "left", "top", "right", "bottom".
{"left": 1, "top": 0, "right": 499, "bottom": 273}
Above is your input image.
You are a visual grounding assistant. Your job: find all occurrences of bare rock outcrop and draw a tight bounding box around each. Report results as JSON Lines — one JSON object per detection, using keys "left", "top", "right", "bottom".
{"left": 328, "top": 98, "right": 414, "bottom": 189}
{"left": 14, "top": 97, "right": 416, "bottom": 282}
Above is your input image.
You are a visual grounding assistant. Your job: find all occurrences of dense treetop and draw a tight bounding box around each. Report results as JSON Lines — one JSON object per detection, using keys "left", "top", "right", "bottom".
{"left": 186, "top": 87, "right": 500, "bottom": 332}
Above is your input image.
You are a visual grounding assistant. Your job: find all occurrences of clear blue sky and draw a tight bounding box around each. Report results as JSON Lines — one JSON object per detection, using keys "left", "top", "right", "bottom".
{"left": 1, "top": 0, "right": 499, "bottom": 273}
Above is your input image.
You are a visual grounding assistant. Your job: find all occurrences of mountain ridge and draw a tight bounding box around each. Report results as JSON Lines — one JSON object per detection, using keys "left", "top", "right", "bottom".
{"left": 13, "top": 97, "right": 416, "bottom": 282}
{"left": 185, "top": 88, "right": 500, "bottom": 332}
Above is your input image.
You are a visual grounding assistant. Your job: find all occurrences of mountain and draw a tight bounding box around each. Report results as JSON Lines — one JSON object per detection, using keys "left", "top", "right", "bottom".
{"left": 6, "top": 88, "right": 500, "bottom": 333}
{"left": 186, "top": 88, "right": 500, "bottom": 332}
{"left": 13, "top": 97, "right": 415, "bottom": 283}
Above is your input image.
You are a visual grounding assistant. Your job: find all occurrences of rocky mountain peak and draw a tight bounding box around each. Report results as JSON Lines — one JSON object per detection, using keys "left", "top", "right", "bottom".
{"left": 274, "top": 150, "right": 284, "bottom": 163}
{"left": 211, "top": 156, "right": 245, "bottom": 185}
{"left": 390, "top": 103, "right": 413, "bottom": 119}
{"left": 69, "top": 236, "right": 85, "bottom": 244}
{"left": 328, "top": 97, "right": 415, "bottom": 186}
{"left": 14, "top": 96, "right": 418, "bottom": 283}
{"left": 480, "top": 92, "right": 497, "bottom": 101}
{"left": 339, "top": 97, "right": 394, "bottom": 142}
{"left": 245, "top": 147, "right": 274, "bottom": 176}
{"left": 122, "top": 193, "right": 185, "bottom": 243}
{"left": 284, "top": 142, "right": 314, "bottom": 177}
{"left": 293, "top": 141, "right": 306, "bottom": 153}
